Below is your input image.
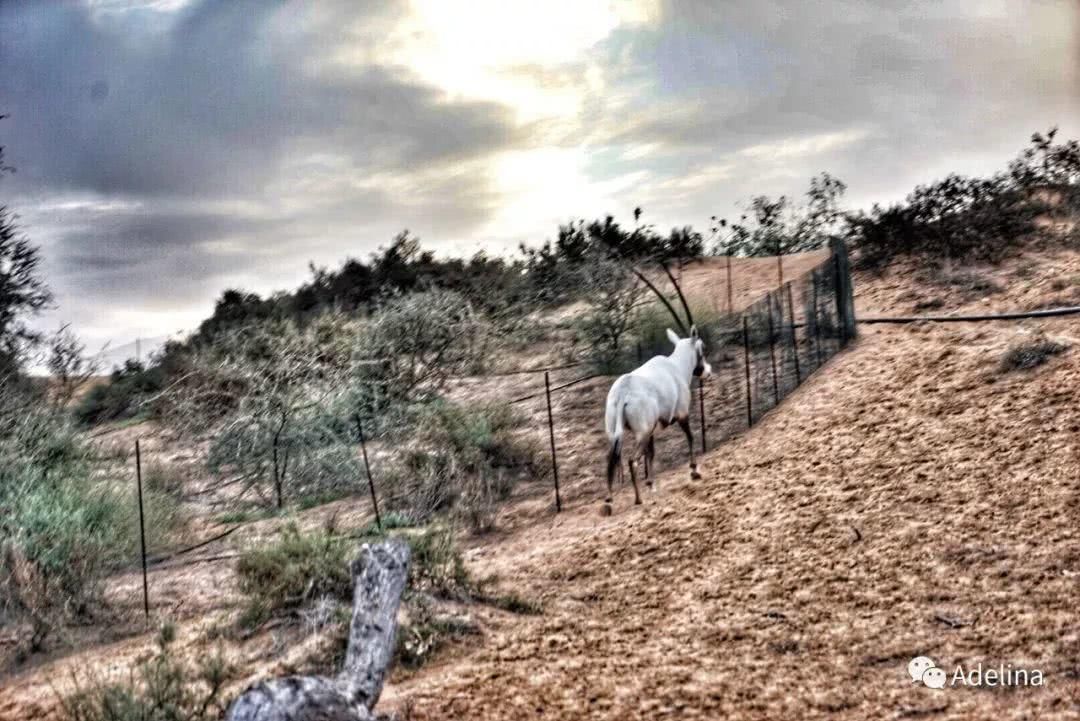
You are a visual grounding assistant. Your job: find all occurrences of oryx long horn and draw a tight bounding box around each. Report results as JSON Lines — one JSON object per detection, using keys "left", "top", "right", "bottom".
{"left": 659, "top": 260, "right": 695, "bottom": 330}
{"left": 631, "top": 266, "right": 688, "bottom": 336}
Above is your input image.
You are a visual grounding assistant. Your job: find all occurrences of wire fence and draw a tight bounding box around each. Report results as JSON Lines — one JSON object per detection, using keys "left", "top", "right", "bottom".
{"left": 122, "top": 243, "right": 857, "bottom": 616}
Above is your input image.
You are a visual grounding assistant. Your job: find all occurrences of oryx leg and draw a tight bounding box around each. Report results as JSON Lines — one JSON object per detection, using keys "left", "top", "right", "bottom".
{"left": 678, "top": 417, "right": 701, "bottom": 480}
{"left": 644, "top": 436, "right": 656, "bottom": 491}
{"left": 604, "top": 438, "right": 621, "bottom": 516}
{"left": 627, "top": 457, "right": 643, "bottom": 506}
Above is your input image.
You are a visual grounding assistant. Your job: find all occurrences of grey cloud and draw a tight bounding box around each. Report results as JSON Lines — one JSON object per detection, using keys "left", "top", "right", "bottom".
{"left": 0, "top": 0, "right": 519, "bottom": 198}
{"left": 1, "top": 0, "right": 522, "bottom": 343}
{"left": 588, "top": 0, "right": 1079, "bottom": 225}
{"left": 3, "top": 0, "right": 1080, "bottom": 348}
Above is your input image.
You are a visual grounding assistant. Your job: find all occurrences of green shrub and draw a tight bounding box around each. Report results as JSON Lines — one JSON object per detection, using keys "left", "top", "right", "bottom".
{"left": 58, "top": 621, "right": 234, "bottom": 721}
{"left": 382, "top": 401, "right": 542, "bottom": 531}
{"left": 406, "top": 527, "right": 474, "bottom": 599}
{"left": 631, "top": 301, "right": 727, "bottom": 366}
{"left": 141, "top": 462, "right": 186, "bottom": 499}
{"left": 74, "top": 360, "right": 164, "bottom": 426}
{"left": 0, "top": 406, "right": 161, "bottom": 649}
{"left": 234, "top": 523, "right": 351, "bottom": 629}
{"left": 851, "top": 129, "right": 1080, "bottom": 269}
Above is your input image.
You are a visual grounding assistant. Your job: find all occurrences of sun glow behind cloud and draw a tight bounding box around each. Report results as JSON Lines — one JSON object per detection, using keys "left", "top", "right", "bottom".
{"left": 386, "top": 0, "right": 658, "bottom": 123}
{"left": 375, "top": 1, "right": 663, "bottom": 248}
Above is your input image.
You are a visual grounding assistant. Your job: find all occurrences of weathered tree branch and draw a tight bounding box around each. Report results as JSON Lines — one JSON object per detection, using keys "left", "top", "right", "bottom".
{"left": 225, "top": 538, "right": 411, "bottom": 721}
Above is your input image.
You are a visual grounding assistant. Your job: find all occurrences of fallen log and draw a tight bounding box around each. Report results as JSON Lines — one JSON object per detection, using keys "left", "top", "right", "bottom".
{"left": 225, "top": 538, "right": 411, "bottom": 721}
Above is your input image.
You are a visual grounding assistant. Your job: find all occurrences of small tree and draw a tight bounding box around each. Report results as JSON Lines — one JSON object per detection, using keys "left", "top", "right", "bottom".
{"left": 0, "top": 116, "right": 53, "bottom": 378}
{"left": 713, "top": 172, "right": 847, "bottom": 257}
{"left": 163, "top": 316, "right": 359, "bottom": 508}
{"left": 577, "top": 255, "right": 646, "bottom": 373}
{"left": 46, "top": 326, "right": 98, "bottom": 410}
{"left": 357, "top": 289, "right": 488, "bottom": 411}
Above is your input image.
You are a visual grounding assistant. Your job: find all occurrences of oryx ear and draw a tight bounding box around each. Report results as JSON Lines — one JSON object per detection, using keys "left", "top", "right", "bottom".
{"left": 690, "top": 324, "right": 699, "bottom": 340}
{"left": 666, "top": 328, "right": 680, "bottom": 345}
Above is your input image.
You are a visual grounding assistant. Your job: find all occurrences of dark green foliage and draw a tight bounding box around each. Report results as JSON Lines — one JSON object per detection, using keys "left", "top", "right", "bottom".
{"left": 234, "top": 523, "right": 352, "bottom": 629}
{"left": 521, "top": 215, "right": 704, "bottom": 305}
{"left": 381, "top": 401, "right": 543, "bottom": 530}
{"left": 0, "top": 116, "right": 52, "bottom": 376}
{"left": 713, "top": 173, "right": 847, "bottom": 258}
{"left": 192, "top": 231, "right": 528, "bottom": 345}
{"left": 75, "top": 360, "right": 165, "bottom": 426}
{"left": 851, "top": 129, "right": 1080, "bottom": 269}
{"left": 0, "top": 401, "right": 158, "bottom": 649}
{"left": 58, "top": 622, "right": 234, "bottom": 721}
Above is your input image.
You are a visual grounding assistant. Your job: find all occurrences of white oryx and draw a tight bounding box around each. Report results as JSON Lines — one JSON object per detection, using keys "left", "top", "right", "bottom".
{"left": 603, "top": 263, "right": 712, "bottom": 513}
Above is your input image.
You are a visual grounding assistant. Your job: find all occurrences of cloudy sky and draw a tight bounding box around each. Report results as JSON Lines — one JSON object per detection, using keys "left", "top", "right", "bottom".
{"left": 1, "top": 0, "right": 1078, "bottom": 352}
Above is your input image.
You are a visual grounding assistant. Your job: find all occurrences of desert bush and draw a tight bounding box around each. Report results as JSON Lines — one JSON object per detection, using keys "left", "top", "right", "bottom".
{"left": 74, "top": 360, "right": 165, "bottom": 426}
{"left": 232, "top": 522, "right": 532, "bottom": 673}
{"left": 356, "top": 288, "right": 490, "bottom": 411}
{"left": 631, "top": 301, "right": 727, "bottom": 365}
{"left": 234, "top": 523, "right": 352, "bottom": 629}
{"left": 998, "top": 336, "right": 1069, "bottom": 372}
{"left": 59, "top": 621, "right": 234, "bottom": 721}
{"left": 381, "top": 401, "right": 543, "bottom": 531}
{"left": 172, "top": 296, "right": 491, "bottom": 510}
{"left": 406, "top": 527, "right": 474, "bottom": 598}
{"left": 0, "top": 401, "right": 152, "bottom": 649}
{"left": 396, "top": 528, "right": 539, "bottom": 668}
{"left": 851, "top": 129, "right": 1080, "bottom": 269}
{"left": 395, "top": 593, "right": 479, "bottom": 670}
{"left": 574, "top": 255, "right": 647, "bottom": 373}
{"left": 713, "top": 173, "right": 847, "bottom": 257}
{"left": 164, "top": 316, "right": 363, "bottom": 508}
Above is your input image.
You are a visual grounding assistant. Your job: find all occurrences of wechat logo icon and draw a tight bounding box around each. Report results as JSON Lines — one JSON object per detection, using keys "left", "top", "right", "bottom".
{"left": 908, "top": 656, "right": 947, "bottom": 689}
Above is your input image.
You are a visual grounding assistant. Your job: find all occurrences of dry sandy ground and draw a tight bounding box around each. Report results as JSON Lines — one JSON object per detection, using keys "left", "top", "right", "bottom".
{"left": 4, "top": 248, "right": 1080, "bottom": 719}
{"left": 387, "top": 249, "right": 1080, "bottom": 720}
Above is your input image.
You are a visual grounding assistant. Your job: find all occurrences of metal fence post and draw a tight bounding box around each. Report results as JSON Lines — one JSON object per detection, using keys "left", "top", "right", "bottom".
{"left": 135, "top": 440, "right": 149, "bottom": 620}
{"left": 726, "top": 253, "right": 734, "bottom": 315}
{"left": 355, "top": 415, "right": 383, "bottom": 531}
{"left": 785, "top": 282, "right": 801, "bottom": 385}
{"left": 742, "top": 315, "right": 753, "bottom": 427}
{"left": 765, "top": 294, "right": 780, "bottom": 405}
{"left": 830, "top": 237, "right": 857, "bottom": 344}
{"left": 544, "top": 372, "right": 562, "bottom": 513}
{"left": 811, "top": 267, "right": 823, "bottom": 368}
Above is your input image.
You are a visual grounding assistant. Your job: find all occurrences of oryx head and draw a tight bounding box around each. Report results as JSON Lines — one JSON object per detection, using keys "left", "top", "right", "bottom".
{"left": 666, "top": 325, "right": 713, "bottom": 378}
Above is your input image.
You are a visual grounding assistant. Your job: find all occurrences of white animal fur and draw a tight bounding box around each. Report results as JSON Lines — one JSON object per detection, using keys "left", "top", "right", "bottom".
{"left": 604, "top": 326, "right": 712, "bottom": 509}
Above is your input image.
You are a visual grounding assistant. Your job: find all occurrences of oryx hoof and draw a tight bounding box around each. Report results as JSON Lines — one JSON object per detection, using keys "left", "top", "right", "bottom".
{"left": 690, "top": 469, "right": 702, "bottom": 480}
{"left": 601, "top": 502, "right": 613, "bottom": 517}
{"left": 634, "top": 497, "right": 642, "bottom": 506}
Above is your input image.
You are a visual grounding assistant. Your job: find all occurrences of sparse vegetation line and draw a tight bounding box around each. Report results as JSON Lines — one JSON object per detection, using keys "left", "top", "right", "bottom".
{"left": 859, "top": 305, "right": 1080, "bottom": 324}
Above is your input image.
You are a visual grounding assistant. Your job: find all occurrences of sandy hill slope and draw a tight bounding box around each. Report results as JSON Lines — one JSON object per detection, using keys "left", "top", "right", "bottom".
{"left": 382, "top": 249, "right": 1080, "bottom": 720}
{"left": 4, "top": 248, "right": 1080, "bottom": 720}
